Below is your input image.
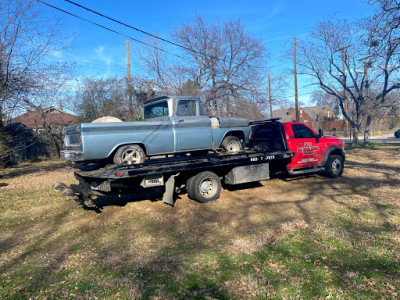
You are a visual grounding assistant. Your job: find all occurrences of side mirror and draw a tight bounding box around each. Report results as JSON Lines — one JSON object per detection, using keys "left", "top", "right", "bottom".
{"left": 318, "top": 129, "right": 324, "bottom": 138}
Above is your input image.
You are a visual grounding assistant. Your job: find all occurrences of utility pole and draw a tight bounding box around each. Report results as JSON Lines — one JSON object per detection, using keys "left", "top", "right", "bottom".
{"left": 268, "top": 73, "right": 273, "bottom": 118}
{"left": 125, "top": 39, "right": 133, "bottom": 118}
{"left": 365, "top": 59, "right": 369, "bottom": 100}
{"left": 294, "top": 35, "right": 299, "bottom": 122}
{"left": 342, "top": 53, "right": 349, "bottom": 137}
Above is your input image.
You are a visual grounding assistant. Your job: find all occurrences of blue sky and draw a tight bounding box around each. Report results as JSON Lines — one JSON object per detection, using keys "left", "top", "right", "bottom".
{"left": 44, "top": 0, "right": 375, "bottom": 104}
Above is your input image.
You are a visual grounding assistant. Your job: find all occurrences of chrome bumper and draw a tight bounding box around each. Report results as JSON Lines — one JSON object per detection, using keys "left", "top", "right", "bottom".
{"left": 60, "top": 150, "right": 84, "bottom": 161}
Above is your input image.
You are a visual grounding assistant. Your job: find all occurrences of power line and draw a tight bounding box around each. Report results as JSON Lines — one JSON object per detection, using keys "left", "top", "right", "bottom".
{"left": 37, "top": 0, "right": 193, "bottom": 63}
{"left": 60, "top": 0, "right": 276, "bottom": 70}
{"left": 62, "top": 0, "right": 204, "bottom": 57}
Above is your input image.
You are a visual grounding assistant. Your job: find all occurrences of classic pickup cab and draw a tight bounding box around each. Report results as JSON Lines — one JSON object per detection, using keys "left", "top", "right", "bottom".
{"left": 61, "top": 96, "right": 251, "bottom": 165}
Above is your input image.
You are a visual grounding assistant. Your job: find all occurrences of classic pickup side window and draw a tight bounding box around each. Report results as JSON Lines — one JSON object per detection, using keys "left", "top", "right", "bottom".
{"left": 177, "top": 100, "right": 197, "bottom": 116}
{"left": 292, "top": 124, "right": 315, "bottom": 139}
{"left": 144, "top": 101, "right": 169, "bottom": 120}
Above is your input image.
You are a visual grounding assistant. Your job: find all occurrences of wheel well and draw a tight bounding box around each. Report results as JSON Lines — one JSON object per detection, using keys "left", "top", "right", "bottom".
{"left": 330, "top": 148, "right": 345, "bottom": 161}
{"left": 109, "top": 143, "right": 147, "bottom": 160}
{"left": 223, "top": 131, "right": 245, "bottom": 142}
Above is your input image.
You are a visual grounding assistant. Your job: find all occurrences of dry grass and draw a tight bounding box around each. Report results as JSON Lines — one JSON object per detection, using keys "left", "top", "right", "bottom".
{"left": 0, "top": 145, "right": 399, "bottom": 299}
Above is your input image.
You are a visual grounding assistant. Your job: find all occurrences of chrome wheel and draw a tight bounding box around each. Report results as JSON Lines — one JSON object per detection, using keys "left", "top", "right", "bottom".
{"left": 121, "top": 148, "right": 142, "bottom": 164}
{"left": 221, "top": 136, "right": 243, "bottom": 153}
{"left": 199, "top": 177, "right": 218, "bottom": 198}
{"left": 331, "top": 158, "right": 342, "bottom": 175}
{"left": 226, "top": 140, "right": 242, "bottom": 153}
{"left": 114, "top": 144, "right": 145, "bottom": 165}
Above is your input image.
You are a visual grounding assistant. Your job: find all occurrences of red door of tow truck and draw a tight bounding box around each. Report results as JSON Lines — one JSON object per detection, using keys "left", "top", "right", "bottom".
{"left": 284, "top": 123, "right": 327, "bottom": 170}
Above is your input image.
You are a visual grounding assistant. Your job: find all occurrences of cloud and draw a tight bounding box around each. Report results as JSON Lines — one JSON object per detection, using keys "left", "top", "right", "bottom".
{"left": 51, "top": 50, "right": 63, "bottom": 59}
{"left": 95, "top": 46, "right": 113, "bottom": 68}
{"left": 265, "top": 0, "right": 284, "bottom": 20}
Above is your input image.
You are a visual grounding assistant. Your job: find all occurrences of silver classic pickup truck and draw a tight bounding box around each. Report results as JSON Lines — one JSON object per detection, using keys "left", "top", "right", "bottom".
{"left": 61, "top": 96, "right": 251, "bottom": 165}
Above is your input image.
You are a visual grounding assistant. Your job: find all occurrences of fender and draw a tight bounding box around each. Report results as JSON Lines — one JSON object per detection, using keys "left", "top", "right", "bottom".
{"left": 320, "top": 145, "right": 345, "bottom": 167}
{"left": 214, "top": 128, "right": 250, "bottom": 149}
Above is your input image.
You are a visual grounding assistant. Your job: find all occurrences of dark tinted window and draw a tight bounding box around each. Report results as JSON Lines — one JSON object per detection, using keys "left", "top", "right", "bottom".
{"left": 177, "top": 100, "right": 197, "bottom": 116}
{"left": 251, "top": 123, "right": 282, "bottom": 139}
{"left": 249, "top": 122, "right": 285, "bottom": 151}
{"left": 292, "top": 124, "right": 315, "bottom": 139}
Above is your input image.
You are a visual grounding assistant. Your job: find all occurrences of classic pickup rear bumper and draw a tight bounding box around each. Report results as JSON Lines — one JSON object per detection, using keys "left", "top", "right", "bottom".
{"left": 60, "top": 150, "right": 84, "bottom": 161}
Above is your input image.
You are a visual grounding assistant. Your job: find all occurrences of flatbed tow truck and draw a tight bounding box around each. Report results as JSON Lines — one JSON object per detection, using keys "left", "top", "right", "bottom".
{"left": 56, "top": 148, "right": 294, "bottom": 207}
{"left": 56, "top": 119, "right": 345, "bottom": 208}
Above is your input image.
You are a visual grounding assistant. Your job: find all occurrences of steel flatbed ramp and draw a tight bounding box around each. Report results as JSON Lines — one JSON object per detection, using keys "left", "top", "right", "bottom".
{"left": 75, "top": 150, "right": 294, "bottom": 180}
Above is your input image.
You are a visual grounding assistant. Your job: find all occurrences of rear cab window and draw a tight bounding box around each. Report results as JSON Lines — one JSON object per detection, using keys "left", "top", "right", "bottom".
{"left": 250, "top": 122, "right": 286, "bottom": 151}
{"left": 251, "top": 123, "right": 283, "bottom": 139}
{"left": 144, "top": 101, "right": 169, "bottom": 120}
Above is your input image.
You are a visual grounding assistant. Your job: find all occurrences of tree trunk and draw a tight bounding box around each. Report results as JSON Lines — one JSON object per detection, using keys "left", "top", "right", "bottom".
{"left": 352, "top": 125, "right": 360, "bottom": 144}
{"left": 0, "top": 106, "right": 3, "bottom": 129}
{"left": 364, "top": 115, "right": 372, "bottom": 145}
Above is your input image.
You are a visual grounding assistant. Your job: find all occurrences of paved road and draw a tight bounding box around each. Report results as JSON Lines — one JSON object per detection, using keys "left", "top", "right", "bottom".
{"left": 343, "top": 133, "right": 400, "bottom": 144}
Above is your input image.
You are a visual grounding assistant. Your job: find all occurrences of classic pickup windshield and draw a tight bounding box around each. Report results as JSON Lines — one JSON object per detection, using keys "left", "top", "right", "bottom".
{"left": 144, "top": 101, "right": 169, "bottom": 120}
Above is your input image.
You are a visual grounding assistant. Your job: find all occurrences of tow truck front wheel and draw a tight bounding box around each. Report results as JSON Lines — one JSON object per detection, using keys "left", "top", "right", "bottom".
{"left": 113, "top": 144, "right": 145, "bottom": 165}
{"left": 187, "top": 171, "right": 221, "bottom": 203}
{"left": 324, "top": 154, "right": 344, "bottom": 178}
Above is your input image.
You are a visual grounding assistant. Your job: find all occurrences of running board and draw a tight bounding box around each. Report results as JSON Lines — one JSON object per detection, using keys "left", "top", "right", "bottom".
{"left": 288, "top": 167, "right": 324, "bottom": 175}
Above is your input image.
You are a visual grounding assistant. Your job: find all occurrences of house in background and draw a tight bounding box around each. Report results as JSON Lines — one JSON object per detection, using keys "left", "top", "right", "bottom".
{"left": 272, "top": 106, "right": 344, "bottom": 133}
{"left": 7, "top": 106, "right": 78, "bottom": 131}
{"left": 4, "top": 107, "right": 78, "bottom": 162}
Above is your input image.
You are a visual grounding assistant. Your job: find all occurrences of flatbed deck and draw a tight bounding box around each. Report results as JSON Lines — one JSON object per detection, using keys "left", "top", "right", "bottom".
{"left": 75, "top": 149, "right": 294, "bottom": 180}
{"left": 56, "top": 148, "right": 294, "bottom": 208}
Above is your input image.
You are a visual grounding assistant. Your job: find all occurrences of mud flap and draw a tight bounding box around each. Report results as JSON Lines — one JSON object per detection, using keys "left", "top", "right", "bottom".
{"left": 162, "top": 173, "right": 179, "bottom": 207}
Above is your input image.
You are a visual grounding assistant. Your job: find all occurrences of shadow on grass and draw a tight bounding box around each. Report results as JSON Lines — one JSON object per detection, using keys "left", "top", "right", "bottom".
{"left": 74, "top": 187, "right": 165, "bottom": 213}
{"left": 0, "top": 161, "right": 69, "bottom": 180}
{"left": 1, "top": 146, "right": 400, "bottom": 298}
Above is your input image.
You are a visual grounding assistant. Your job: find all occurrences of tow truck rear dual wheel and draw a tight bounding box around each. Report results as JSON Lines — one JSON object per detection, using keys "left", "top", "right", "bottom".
{"left": 325, "top": 154, "right": 344, "bottom": 178}
{"left": 186, "top": 171, "right": 221, "bottom": 203}
{"left": 221, "top": 136, "right": 244, "bottom": 154}
{"left": 113, "top": 144, "right": 145, "bottom": 165}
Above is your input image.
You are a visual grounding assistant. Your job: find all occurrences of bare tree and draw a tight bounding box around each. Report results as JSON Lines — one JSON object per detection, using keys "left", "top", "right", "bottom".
{"left": 0, "top": 0, "right": 72, "bottom": 160}
{"left": 296, "top": 15, "right": 400, "bottom": 143}
{"left": 174, "top": 16, "right": 268, "bottom": 117}
{"left": 73, "top": 76, "right": 154, "bottom": 123}
{"left": 311, "top": 90, "right": 340, "bottom": 117}
{"left": 0, "top": 0, "right": 70, "bottom": 120}
{"left": 138, "top": 37, "right": 193, "bottom": 97}
{"left": 139, "top": 15, "right": 268, "bottom": 118}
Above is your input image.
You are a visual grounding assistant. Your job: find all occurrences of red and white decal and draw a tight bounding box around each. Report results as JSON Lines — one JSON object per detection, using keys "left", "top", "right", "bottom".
{"left": 297, "top": 142, "right": 320, "bottom": 155}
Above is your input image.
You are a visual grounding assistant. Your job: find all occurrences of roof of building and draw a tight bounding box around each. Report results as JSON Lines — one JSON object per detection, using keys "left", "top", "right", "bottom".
{"left": 8, "top": 107, "right": 78, "bottom": 128}
{"left": 271, "top": 108, "right": 294, "bottom": 122}
{"left": 272, "top": 105, "right": 334, "bottom": 122}
{"left": 301, "top": 106, "right": 332, "bottom": 121}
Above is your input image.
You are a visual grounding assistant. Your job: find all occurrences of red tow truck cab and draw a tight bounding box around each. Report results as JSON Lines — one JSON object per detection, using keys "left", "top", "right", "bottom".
{"left": 249, "top": 119, "right": 345, "bottom": 177}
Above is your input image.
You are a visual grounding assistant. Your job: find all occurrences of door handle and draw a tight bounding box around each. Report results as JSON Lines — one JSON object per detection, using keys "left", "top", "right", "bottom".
{"left": 178, "top": 119, "right": 184, "bottom": 123}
